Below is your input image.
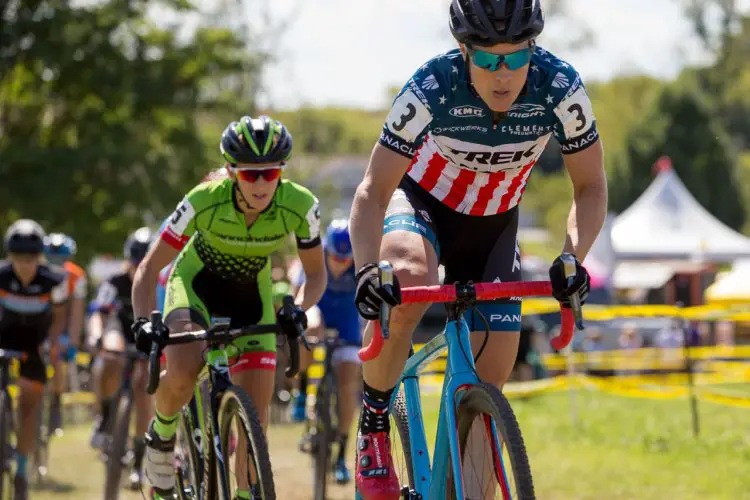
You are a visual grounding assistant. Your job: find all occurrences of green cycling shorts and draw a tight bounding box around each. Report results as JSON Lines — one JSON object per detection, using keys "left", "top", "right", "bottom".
{"left": 163, "top": 245, "right": 277, "bottom": 354}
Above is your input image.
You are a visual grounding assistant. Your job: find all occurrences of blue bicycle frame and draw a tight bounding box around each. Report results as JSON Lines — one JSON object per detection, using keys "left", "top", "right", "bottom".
{"left": 356, "top": 313, "right": 510, "bottom": 500}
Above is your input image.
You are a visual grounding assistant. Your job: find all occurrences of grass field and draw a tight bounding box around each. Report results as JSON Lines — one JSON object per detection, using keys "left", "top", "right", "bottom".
{"left": 29, "top": 387, "right": 750, "bottom": 499}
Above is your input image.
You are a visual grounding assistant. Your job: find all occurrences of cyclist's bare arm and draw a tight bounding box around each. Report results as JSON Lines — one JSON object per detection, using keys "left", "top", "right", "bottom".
{"left": 295, "top": 244, "right": 327, "bottom": 311}
{"left": 562, "top": 139, "right": 607, "bottom": 260}
{"left": 132, "top": 238, "right": 180, "bottom": 318}
{"left": 49, "top": 303, "right": 67, "bottom": 346}
{"left": 69, "top": 296, "right": 85, "bottom": 348}
{"left": 87, "top": 311, "right": 107, "bottom": 349}
{"left": 350, "top": 143, "right": 412, "bottom": 269}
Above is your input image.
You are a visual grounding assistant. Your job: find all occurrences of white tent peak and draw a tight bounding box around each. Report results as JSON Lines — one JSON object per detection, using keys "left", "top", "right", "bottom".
{"left": 611, "top": 168, "right": 750, "bottom": 261}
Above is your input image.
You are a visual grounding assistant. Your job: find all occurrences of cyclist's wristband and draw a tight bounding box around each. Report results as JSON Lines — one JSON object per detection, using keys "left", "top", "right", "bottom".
{"left": 355, "top": 263, "right": 378, "bottom": 282}
{"left": 131, "top": 317, "right": 149, "bottom": 336}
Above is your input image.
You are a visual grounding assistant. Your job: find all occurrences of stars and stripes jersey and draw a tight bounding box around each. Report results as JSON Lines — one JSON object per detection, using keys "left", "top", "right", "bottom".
{"left": 379, "top": 47, "right": 599, "bottom": 216}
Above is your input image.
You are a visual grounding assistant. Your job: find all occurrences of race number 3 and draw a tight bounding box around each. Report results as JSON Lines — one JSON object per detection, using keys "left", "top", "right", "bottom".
{"left": 567, "top": 103, "right": 587, "bottom": 133}
{"left": 554, "top": 86, "right": 595, "bottom": 139}
{"left": 391, "top": 103, "right": 416, "bottom": 132}
{"left": 385, "top": 90, "right": 432, "bottom": 142}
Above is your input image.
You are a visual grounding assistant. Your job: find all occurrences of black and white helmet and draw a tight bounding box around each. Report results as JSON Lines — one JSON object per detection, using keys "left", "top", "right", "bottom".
{"left": 124, "top": 227, "right": 155, "bottom": 264}
{"left": 4, "top": 219, "right": 45, "bottom": 255}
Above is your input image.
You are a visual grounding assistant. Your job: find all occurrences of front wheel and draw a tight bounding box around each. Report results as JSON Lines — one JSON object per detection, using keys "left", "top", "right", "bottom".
{"left": 0, "top": 392, "right": 15, "bottom": 500}
{"left": 312, "top": 373, "right": 336, "bottom": 500}
{"left": 216, "top": 387, "right": 275, "bottom": 499}
{"left": 447, "top": 383, "right": 535, "bottom": 500}
{"left": 31, "top": 386, "right": 52, "bottom": 486}
{"left": 104, "top": 393, "right": 133, "bottom": 500}
{"left": 175, "top": 406, "right": 201, "bottom": 500}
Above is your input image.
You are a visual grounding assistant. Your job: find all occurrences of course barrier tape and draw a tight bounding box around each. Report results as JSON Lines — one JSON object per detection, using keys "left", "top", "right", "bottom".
{"left": 520, "top": 298, "right": 750, "bottom": 321}
{"left": 541, "top": 345, "right": 750, "bottom": 371}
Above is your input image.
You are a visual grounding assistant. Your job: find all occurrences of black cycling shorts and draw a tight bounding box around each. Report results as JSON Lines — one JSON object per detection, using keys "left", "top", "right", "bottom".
{"left": 384, "top": 176, "right": 522, "bottom": 332}
{"left": 0, "top": 327, "right": 47, "bottom": 384}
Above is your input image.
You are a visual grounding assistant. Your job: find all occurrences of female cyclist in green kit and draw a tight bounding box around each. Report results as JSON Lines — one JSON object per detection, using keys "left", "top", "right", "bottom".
{"left": 131, "top": 115, "right": 328, "bottom": 499}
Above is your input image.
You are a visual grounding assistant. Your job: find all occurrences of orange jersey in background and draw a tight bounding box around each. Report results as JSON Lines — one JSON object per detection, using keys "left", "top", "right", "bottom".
{"left": 64, "top": 261, "right": 88, "bottom": 300}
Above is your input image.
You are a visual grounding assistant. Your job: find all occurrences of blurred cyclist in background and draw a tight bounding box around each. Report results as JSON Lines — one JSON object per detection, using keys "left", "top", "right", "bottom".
{"left": 292, "top": 218, "right": 361, "bottom": 484}
{"left": 88, "top": 227, "right": 155, "bottom": 489}
{"left": 1, "top": 220, "right": 68, "bottom": 500}
{"left": 44, "top": 233, "right": 88, "bottom": 433}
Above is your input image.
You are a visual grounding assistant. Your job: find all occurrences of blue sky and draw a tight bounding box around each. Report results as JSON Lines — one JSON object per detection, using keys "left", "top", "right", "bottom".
{"left": 254, "top": 0, "right": 743, "bottom": 110}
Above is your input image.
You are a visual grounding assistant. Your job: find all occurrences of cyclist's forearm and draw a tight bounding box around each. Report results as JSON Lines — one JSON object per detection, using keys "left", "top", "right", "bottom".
{"left": 132, "top": 262, "right": 159, "bottom": 319}
{"left": 295, "top": 269, "right": 327, "bottom": 312}
{"left": 49, "top": 304, "right": 67, "bottom": 344}
{"left": 562, "top": 179, "right": 607, "bottom": 260}
{"left": 87, "top": 312, "right": 105, "bottom": 347}
{"left": 69, "top": 297, "right": 85, "bottom": 347}
{"left": 350, "top": 185, "right": 387, "bottom": 269}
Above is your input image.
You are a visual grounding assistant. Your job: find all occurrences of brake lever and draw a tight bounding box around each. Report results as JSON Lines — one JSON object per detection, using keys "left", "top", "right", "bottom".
{"left": 378, "top": 261, "right": 394, "bottom": 340}
{"left": 300, "top": 334, "right": 311, "bottom": 352}
{"left": 559, "top": 253, "right": 584, "bottom": 330}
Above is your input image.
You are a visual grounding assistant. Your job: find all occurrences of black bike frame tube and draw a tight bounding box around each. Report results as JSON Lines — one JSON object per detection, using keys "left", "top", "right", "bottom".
{"left": 186, "top": 395, "right": 205, "bottom": 493}
{"left": 209, "top": 359, "right": 233, "bottom": 499}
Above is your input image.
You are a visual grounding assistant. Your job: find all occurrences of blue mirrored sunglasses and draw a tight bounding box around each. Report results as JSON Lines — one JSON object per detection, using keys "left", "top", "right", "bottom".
{"left": 468, "top": 46, "right": 533, "bottom": 71}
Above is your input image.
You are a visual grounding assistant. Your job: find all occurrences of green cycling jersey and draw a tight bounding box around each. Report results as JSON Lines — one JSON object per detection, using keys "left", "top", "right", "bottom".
{"left": 160, "top": 177, "right": 321, "bottom": 354}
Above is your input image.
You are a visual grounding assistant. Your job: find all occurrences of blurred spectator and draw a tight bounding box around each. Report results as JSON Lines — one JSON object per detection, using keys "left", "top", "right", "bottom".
{"left": 716, "top": 320, "right": 736, "bottom": 346}
{"left": 685, "top": 320, "right": 703, "bottom": 347}
{"left": 617, "top": 322, "right": 642, "bottom": 376}
{"left": 618, "top": 322, "right": 643, "bottom": 350}
{"left": 655, "top": 318, "right": 685, "bottom": 370}
{"left": 582, "top": 327, "right": 608, "bottom": 375}
{"left": 655, "top": 319, "right": 685, "bottom": 349}
{"left": 582, "top": 327, "right": 607, "bottom": 352}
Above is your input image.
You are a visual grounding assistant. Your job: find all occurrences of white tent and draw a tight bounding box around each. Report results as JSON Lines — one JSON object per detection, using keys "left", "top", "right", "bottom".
{"left": 611, "top": 169, "right": 750, "bottom": 262}
{"left": 705, "top": 260, "right": 750, "bottom": 304}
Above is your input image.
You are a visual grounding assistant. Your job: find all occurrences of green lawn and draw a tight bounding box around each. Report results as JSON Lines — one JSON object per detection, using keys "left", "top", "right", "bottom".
{"left": 30, "top": 388, "right": 750, "bottom": 499}
{"left": 418, "top": 389, "right": 750, "bottom": 499}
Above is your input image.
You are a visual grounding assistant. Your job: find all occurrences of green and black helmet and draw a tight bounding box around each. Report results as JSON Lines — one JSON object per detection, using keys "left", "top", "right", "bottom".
{"left": 220, "top": 115, "right": 293, "bottom": 165}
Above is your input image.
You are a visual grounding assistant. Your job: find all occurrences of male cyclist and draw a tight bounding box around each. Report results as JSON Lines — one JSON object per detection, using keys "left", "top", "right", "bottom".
{"left": 292, "top": 218, "right": 361, "bottom": 484}
{"left": 350, "top": 1, "right": 607, "bottom": 497}
{"left": 131, "top": 115, "right": 327, "bottom": 499}
{"left": 43, "top": 233, "right": 88, "bottom": 433}
{"left": 88, "top": 227, "right": 155, "bottom": 489}
{"left": 0, "top": 220, "right": 68, "bottom": 500}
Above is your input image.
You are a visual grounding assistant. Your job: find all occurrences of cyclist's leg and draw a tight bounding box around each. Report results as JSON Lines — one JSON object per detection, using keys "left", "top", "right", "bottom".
{"left": 50, "top": 333, "right": 68, "bottom": 431}
{"left": 229, "top": 336, "right": 277, "bottom": 494}
{"left": 131, "top": 359, "right": 153, "bottom": 485}
{"left": 333, "top": 345, "right": 360, "bottom": 483}
{"left": 293, "top": 306, "right": 322, "bottom": 422}
{"left": 90, "top": 328, "right": 126, "bottom": 448}
{"left": 357, "top": 181, "right": 440, "bottom": 498}
{"left": 145, "top": 253, "right": 208, "bottom": 495}
{"left": 15, "top": 351, "right": 46, "bottom": 483}
{"left": 320, "top": 305, "right": 361, "bottom": 480}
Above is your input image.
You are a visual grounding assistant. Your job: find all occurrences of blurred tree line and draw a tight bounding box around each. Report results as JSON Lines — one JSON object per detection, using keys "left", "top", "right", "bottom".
{"left": 2, "top": 0, "right": 750, "bottom": 265}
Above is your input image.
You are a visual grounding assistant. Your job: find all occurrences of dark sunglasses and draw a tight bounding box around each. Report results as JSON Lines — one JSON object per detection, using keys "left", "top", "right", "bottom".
{"left": 467, "top": 46, "right": 533, "bottom": 72}
{"left": 231, "top": 165, "right": 284, "bottom": 183}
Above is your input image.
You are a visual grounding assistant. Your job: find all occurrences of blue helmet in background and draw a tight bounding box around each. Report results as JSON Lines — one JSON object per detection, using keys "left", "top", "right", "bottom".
{"left": 324, "top": 219, "right": 352, "bottom": 259}
{"left": 44, "top": 233, "right": 77, "bottom": 264}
